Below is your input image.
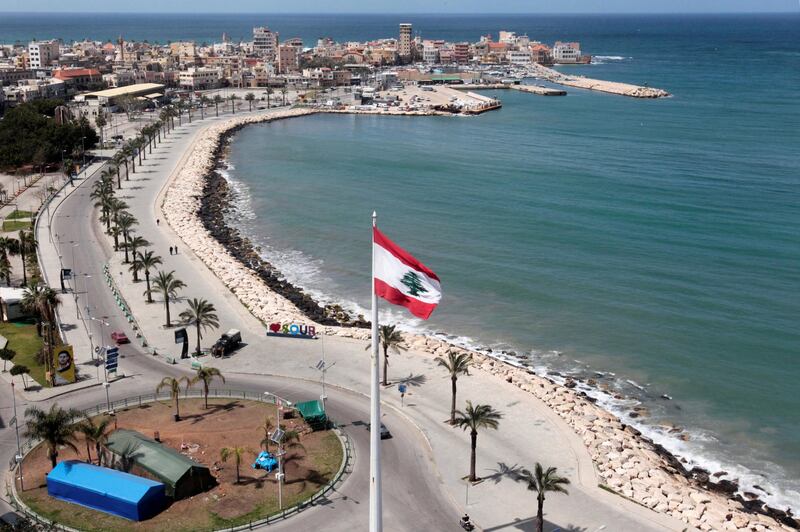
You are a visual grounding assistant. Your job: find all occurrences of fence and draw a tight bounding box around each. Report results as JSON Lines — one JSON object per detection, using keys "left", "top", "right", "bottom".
{"left": 8, "top": 389, "right": 353, "bottom": 531}
{"left": 101, "top": 262, "right": 148, "bottom": 349}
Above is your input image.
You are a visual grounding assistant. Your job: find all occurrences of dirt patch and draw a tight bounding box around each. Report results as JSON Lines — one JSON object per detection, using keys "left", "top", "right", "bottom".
{"left": 19, "top": 398, "right": 343, "bottom": 531}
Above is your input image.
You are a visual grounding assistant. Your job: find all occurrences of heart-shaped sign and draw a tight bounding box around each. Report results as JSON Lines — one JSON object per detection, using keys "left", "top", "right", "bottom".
{"left": 269, "top": 323, "right": 281, "bottom": 333}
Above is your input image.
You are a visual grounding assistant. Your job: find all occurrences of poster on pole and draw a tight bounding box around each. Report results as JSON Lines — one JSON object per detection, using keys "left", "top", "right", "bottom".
{"left": 52, "top": 345, "right": 76, "bottom": 385}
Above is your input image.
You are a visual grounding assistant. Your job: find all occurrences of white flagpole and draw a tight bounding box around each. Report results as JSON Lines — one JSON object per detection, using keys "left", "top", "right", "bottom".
{"left": 369, "top": 210, "right": 383, "bottom": 532}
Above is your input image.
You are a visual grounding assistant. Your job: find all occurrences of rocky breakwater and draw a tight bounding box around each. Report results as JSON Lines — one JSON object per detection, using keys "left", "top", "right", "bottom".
{"left": 402, "top": 334, "right": 796, "bottom": 532}
{"left": 163, "top": 108, "right": 369, "bottom": 333}
{"left": 164, "top": 109, "right": 795, "bottom": 532}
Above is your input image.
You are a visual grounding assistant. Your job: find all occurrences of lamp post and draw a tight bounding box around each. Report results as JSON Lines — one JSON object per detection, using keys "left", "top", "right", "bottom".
{"left": 263, "top": 391, "right": 292, "bottom": 510}
{"left": 102, "top": 381, "right": 112, "bottom": 413}
{"left": 11, "top": 382, "right": 23, "bottom": 491}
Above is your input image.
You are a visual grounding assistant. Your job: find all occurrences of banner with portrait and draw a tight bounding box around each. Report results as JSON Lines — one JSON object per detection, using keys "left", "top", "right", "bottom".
{"left": 52, "top": 345, "right": 76, "bottom": 386}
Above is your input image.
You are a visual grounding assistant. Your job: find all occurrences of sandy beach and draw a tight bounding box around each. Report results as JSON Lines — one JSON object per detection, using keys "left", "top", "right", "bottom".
{"left": 159, "top": 109, "right": 795, "bottom": 531}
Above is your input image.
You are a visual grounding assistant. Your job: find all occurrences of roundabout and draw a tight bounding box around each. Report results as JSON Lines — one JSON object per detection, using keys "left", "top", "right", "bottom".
{"left": 12, "top": 390, "right": 350, "bottom": 531}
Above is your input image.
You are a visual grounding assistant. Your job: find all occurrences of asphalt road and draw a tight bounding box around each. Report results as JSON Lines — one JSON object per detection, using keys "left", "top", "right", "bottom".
{"left": 0, "top": 112, "right": 461, "bottom": 531}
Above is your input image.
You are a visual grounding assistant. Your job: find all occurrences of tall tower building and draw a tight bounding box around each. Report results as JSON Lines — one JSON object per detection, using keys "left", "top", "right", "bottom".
{"left": 253, "top": 27, "right": 279, "bottom": 61}
{"left": 399, "top": 23, "right": 413, "bottom": 60}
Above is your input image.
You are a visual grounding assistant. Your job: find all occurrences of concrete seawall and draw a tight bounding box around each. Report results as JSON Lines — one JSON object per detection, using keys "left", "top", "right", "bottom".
{"left": 531, "top": 64, "right": 670, "bottom": 98}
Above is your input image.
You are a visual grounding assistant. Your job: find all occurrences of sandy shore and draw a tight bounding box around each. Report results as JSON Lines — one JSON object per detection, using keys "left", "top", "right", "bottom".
{"left": 162, "top": 109, "right": 796, "bottom": 532}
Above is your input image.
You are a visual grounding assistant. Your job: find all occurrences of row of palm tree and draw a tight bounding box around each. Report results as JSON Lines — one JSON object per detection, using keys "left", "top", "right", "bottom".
{"left": 372, "top": 325, "right": 569, "bottom": 531}
{"left": 0, "top": 230, "right": 37, "bottom": 289}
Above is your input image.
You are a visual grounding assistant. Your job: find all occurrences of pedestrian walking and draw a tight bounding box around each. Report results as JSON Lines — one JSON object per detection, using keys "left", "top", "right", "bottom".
{"left": 156, "top": 218, "right": 160, "bottom": 226}
{"left": 169, "top": 246, "right": 173, "bottom": 255}
{"left": 174, "top": 244, "right": 178, "bottom": 254}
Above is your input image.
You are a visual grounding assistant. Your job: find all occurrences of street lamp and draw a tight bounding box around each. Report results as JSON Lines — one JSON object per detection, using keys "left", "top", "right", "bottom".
{"left": 102, "top": 381, "right": 113, "bottom": 413}
{"left": 11, "top": 382, "right": 24, "bottom": 491}
{"left": 263, "top": 391, "right": 292, "bottom": 511}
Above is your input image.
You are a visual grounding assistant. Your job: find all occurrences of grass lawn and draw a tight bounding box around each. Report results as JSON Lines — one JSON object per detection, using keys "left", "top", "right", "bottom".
{"left": 6, "top": 210, "right": 35, "bottom": 220}
{"left": 0, "top": 320, "right": 45, "bottom": 387}
{"left": 2, "top": 220, "right": 33, "bottom": 232}
{"left": 19, "top": 399, "right": 345, "bottom": 531}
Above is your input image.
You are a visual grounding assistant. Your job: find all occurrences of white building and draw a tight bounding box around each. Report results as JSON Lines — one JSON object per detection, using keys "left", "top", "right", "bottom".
{"left": 28, "top": 40, "right": 60, "bottom": 68}
{"left": 553, "top": 41, "right": 582, "bottom": 63}
{"left": 178, "top": 67, "right": 221, "bottom": 90}
{"left": 399, "top": 23, "right": 413, "bottom": 59}
{"left": 507, "top": 50, "right": 532, "bottom": 65}
{"left": 423, "top": 45, "right": 439, "bottom": 64}
{"left": 253, "top": 27, "right": 279, "bottom": 61}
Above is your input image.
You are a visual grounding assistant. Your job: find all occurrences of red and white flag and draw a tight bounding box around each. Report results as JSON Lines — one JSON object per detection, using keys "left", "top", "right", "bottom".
{"left": 373, "top": 227, "right": 441, "bottom": 320}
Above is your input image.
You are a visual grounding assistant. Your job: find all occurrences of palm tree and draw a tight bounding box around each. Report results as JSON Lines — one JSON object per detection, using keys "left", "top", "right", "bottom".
{"left": 91, "top": 180, "right": 114, "bottom": 229}
{"left": 179, "top": 298, "right": 219, "bottom": 355}
{"left": 152, "top": 270, "right": 185, "bottom": 327}
{"left": 453, "top": 401, "right": 502, "bottom": 482}
{"left": 137, "top": 251, "right": 162, "bottom": 302}
{"left": 112, "top": 152, "right": 127, "bottom": 185}
{"left": 192, "top": 366, "right": 225, "bottom": 408}
{"left": 280, "top": 86, "right": 288, "bottom": 106}
{"left": 265, "top": 87, "right": 273, "bottom": 108}
{"left": 0, "top": 236, "right": 19, "bottom": 284}
{"left": 259, "top": 416, "right": 274, "bottom": 451}
{"left": 213, "top": 95, "right": 223, "bottom": 117}
{"left": 436, "top": 351, "right": 472, "bottom": 424}
{"left": 18, "top": 230, "right": 36, "bottom": 286}
{"left": 10, "top": 365, "right": 30, "bottom": 389}
{"left": 0, "top": 255, "right": 11, "bottom": 287}
{"left": 245, "top": 92, "right": 255, "bottom": 111}
{"left": 24, "top": 404, "right": 82, "bottom": 469}
{"left": 77, "top": 415, "right": 113, "bottom": 465}
{"left": 199, "top": 95, "right": 209, "bottom": 119}
{"left": 122, "top": 143, "right": 135, "bottom": 174}
{"left": 156, "top": 376, "right": 191, "bottom": 421}
{"left": 220, "top": 445, "right": 254, "bottom": 484}
{"left": 116, "top": 212, "right": 137, "bottom": 263}
{"left": 21, "top": 283, "right": 60, "bottom": 338}
{"left": 126, "top": 236, "right": 150, "bottom": 280}
{"left": 229, "top": 94, "right": 239, "bottom": 114}
{"left": 0, "top": 347, "right": 16, "bottom": 371}
{"left": 366, "top": 324, "right": 406, "bottom": 386}
{"left": 517, "top": 463, "right": 571, "bottom": 532}
{"left": 62, "top": 157, "right": 74, "bottom": 186}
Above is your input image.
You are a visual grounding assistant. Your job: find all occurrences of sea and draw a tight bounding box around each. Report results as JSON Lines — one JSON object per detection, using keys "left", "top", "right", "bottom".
{"left": 3, "top": 12, "right": 799, "bottom": 510}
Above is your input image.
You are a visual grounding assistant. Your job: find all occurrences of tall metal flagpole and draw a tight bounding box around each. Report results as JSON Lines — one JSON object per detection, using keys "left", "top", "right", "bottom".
{"left": 369, "top": 211, "right": 383, "bottom": 532}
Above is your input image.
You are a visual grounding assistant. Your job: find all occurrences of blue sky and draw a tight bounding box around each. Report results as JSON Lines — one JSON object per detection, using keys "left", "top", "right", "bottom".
{"left": 3, "top": 0, "right": 798, "bottom": 13}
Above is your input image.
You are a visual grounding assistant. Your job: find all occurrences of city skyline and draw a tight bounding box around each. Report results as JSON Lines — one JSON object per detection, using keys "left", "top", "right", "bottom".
{"left": 2, "top": 0, "right": 798, "bottom": 13}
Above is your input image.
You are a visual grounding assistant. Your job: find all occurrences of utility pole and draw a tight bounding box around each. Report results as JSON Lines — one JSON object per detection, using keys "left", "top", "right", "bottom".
{"left": 11, "top": 382, "right": 23, "bottom": 491}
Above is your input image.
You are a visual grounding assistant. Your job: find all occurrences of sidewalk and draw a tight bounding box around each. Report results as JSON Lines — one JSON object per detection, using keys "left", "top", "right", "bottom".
{"left": 101, "top": 111, "right": 689, "bottom": 531}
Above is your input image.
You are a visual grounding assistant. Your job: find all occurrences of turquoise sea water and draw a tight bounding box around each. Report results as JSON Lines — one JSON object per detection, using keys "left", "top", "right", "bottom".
{"left": 220, "top": 15, "right": 800, "bottom": 508}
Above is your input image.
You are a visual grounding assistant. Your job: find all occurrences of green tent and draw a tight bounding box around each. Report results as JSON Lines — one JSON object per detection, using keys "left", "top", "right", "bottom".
{"left": 295, "top": 400, "right": 327, "bottom": 430}
{"left": 106, "top": 429, "right": 216, "bottom": 499}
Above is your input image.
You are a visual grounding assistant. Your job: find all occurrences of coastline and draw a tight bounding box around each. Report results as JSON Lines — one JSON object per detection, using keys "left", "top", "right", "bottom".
{"left": 163, "top": 109, "right": 797, "bottom": 531}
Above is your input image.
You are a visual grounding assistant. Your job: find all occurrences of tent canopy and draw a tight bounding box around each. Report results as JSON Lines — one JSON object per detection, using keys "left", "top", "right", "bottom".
{"left": 295, "top": 400, "right": 327, "bottom": 430}
{"left": 106, "top": 429, "right": 216, "bottom": 499}
{"left": 47, "top": 460, "right": 165, "bottom": 521}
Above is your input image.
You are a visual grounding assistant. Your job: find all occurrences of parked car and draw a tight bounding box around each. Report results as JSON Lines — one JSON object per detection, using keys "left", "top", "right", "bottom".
{"left": 211, "top": 329, "right": 242, "bottom": 357}
{"left": 110, "top": 331, "right": 130, "bottom": 344}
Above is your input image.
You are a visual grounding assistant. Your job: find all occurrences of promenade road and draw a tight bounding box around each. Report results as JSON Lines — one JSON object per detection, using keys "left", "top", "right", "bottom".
{"left": 30, "top": 105, "right": 691, "bottom": 531}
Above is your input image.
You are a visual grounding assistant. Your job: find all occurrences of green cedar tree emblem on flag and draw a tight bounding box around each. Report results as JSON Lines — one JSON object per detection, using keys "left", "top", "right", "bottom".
{"left": 401, "top": 271, "right": 428, "bottom": 297}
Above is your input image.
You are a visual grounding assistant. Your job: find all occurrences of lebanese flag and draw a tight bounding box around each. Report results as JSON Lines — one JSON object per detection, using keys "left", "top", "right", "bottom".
{"left": 373, "top": 227, "right": 442, "bottom": 319}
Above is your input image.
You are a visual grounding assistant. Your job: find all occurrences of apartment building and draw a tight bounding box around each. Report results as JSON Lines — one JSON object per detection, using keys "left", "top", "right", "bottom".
{"left": 253, "top": 27, "right": 279, "bottom": 61}
{"left": 28, "top": 40, "right": 60, "bottom": 68}
{"left": 399, "top": 23, "right": 413, "bottom": 60}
